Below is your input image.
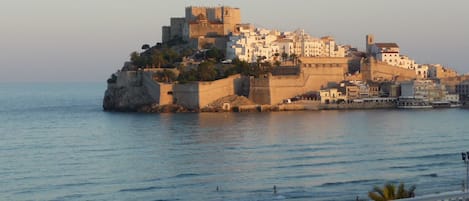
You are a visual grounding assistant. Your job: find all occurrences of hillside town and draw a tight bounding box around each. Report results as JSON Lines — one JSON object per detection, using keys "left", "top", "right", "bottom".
{"left": 103, "top": 6, "right": 469, "bottom": 112}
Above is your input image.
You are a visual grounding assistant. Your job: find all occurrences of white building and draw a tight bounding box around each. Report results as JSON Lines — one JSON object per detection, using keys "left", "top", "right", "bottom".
{"left": 226, "top": 28, "right": 280, "bottom": 63}
{"left": 319, "top": 88, "right": 347, "bottom": 104}
{"left": 226, "top": 28, "right": 345, "bottom": 63}
{"left": 415, "top": 65, "right": 428, "bottom": 79}
{"left": 367, "top": 35, "right": 432, "bottom": 79}
{"left": 397, "top": 55, "right": 418, "bottom": 70}
{"left": 400, "top": 80, "right": 449, "bottom": 102}
{"left": 279, "top": 30, "right": 345, "bottom": 58}
{"left": 372, "top": 43, "right": 401, "bottom": 66}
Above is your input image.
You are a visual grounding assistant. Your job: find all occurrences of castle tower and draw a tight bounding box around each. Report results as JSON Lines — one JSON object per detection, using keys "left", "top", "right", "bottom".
{"left": 366, "top": 34, "right": 374, "bottom": 56}
{"left": 221, "top": 6, "right": 241, "bottom": 35}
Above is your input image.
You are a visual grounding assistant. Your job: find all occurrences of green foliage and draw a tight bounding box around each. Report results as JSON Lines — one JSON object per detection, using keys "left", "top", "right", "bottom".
{"left": 224, "top": 65, "right": 239, "bottom": 77}
{"left": 181, "top": 48, "right": 194, "bottom": 57}
{"left": 232, "top": 58, "right": 251, "bottom": 76}
{"left": 130, "top": 51, "right": 145, "bottom": 67}
{"left": 152, "top": 50, "right": 165, "bottom": 68}
{"left": 154, "top": 69, "right": 177, "bottom": 83}
{"left": 164, "top": 69, "right": 177, "bottom": 82}
{"left": 205, "top": 47, "right": 225, "bottom": 62}
{"left": 177, "top": 68, "right": 198, "bottom": 83}
{"left": 129, "top": 45, "right": 184, "bottom": 68}
{"left": 197, "top": 61, "right": 217, "bottom": 81}
{"left": 368, "top": 183, "right": 416, "bottom": 201}
{"left": 141, "top": 44, "right": 150, "bottom": 50}
{"left": 162, "top": 48, "right": 179, "bottom": 64}
{"left": 107, "top": 74, "right": 117, "bottom": 84}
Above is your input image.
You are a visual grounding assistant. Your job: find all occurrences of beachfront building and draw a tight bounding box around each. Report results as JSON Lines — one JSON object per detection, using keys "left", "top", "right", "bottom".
{"left": 319, "top": 88, "right": 347, "bottom": 104}
{"left": 456, "top": 80, "right": 469, "bottom": 100}
{"left": 400, "top": 80, "right": 450, "bottom": 102}
{"left": 340, "top": 81, "right": 381, "bottom": 99}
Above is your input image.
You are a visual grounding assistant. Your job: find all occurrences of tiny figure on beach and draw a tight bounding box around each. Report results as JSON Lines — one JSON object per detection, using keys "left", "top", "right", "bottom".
{"left": 216, "top": 186, "right": 219, "bottom": 192}
{"left": 273, "top": 185, "right": 277, "bottom": 195}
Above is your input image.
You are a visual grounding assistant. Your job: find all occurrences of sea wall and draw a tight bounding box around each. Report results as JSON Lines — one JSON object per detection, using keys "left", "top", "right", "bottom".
{"left": 361, "top": 60, "right": 416, "bottom": 81}
{"left": 173, "top": 74, "right": 248, "bottom": 109}
{"left": 249, "top": 65, "right": 345, "bottom": 105}
{"left": 319, "top": 102, "right": 395, "bottom": 110}
{"left": 104, "top": 70, "right": 250, "bottom": 111}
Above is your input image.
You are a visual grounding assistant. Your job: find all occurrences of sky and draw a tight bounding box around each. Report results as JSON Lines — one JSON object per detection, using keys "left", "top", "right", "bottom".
{"left": 0, "top": 0, "right": 468, "bottom": 82}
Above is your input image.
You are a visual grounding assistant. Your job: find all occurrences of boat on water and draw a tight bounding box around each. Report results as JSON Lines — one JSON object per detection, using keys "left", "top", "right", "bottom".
{"left": 431, "top": 101, "right": 461, "bottom": 108}
{"left": 397, "top": 96, "right": 432, "bottom": 109}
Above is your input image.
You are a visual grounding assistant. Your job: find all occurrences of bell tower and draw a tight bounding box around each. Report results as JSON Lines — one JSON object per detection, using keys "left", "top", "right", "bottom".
{"left": 366, "top": 34, "right": 374, "bottom": 56}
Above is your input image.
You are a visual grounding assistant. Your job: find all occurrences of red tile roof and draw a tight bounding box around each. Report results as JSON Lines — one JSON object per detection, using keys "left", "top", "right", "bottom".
{"left": 375, "top": 43, "right": 399, "bottom": 48}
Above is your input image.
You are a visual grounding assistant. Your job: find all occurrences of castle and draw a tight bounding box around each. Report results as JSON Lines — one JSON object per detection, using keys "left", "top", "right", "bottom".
{"left": 162, "top": 6, "right": 241, "bottom": 49}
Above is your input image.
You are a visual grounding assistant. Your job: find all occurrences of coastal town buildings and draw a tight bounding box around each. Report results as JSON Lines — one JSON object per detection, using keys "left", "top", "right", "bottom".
{"left": 456, "top": 80, "right": 469, "bottom": 100}
{"left": 400, "top": 79, "right": 457, "bottom": 102}
{"left": 427, "top": 64, "right": 459, "bottom": 79}
{"left": 365, "top": 34, "right": 437, "bottom": 79}
{"left": 226, "top": 27, "right": 280, "bottom": 62}
{"left": 319, "top": 88, "right": 347, "bottom": 104}
{"left": 226, "top": 29, "right": 345, "bottom": 63}
{"left": 319, "top": 81, "right": 382, "bottom": 103}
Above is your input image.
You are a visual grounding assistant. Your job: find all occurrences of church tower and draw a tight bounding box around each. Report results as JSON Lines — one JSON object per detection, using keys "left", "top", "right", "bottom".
{"left": 366, "top": 34, "right": 374, "bottom": 56}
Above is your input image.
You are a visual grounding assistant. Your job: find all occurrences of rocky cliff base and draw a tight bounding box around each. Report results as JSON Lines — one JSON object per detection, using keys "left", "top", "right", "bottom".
{"left": 103, "top": 85, "right": 156, "bottom": 112}
{"left": 103, "top": 84, "right": 194, "bottom": 113}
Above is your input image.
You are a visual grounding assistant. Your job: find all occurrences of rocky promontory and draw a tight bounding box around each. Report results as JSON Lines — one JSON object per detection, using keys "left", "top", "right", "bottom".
{"left": 103, "top": 78, "right": 155, "bottom": 112}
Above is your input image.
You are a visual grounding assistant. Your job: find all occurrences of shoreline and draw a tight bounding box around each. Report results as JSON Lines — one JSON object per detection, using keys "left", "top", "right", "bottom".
{"left": 104, "top": 101, "right": 468, "bottom": 113}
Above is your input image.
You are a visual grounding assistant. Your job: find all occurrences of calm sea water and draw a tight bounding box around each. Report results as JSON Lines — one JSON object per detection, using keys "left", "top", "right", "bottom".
{"left": 1, "top": 83, "right": 469, "bottom": 201}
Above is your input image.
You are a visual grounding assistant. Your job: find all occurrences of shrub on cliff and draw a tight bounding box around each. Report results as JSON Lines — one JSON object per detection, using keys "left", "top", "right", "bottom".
{"left": 197, "top": 61, "right": 217, "bottom": 81}
{"left": 107, "top": 74, "right": 117, "bottom": 84}
{"left": 154, "top": 69, "right": 177, "bottom": 83}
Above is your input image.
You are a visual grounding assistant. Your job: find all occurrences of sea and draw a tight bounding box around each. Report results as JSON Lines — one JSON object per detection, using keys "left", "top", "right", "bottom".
{"left": 1, "top": 82, "right": 469, "bottom": 201}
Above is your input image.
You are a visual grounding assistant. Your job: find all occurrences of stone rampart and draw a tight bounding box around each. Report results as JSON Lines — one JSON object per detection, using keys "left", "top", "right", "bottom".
{"left": 115, "top": 71, "right": 142, "bottom": 87}
{"left": 249, "top": 63, "right": 345, "bottom": 105}
{"left": 361, "top": 60, "right": 416, "bottom": 81}
{"left": 172, "top": 74, "right": 248, "bottom": 109}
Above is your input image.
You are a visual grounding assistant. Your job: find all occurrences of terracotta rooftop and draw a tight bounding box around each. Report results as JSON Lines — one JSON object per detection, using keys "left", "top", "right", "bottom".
{"left": 375, "top": 43, "right": 399, "bottom": 48}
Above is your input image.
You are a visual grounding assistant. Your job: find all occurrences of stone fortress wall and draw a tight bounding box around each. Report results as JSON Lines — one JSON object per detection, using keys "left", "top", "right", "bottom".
{"left": 361, "top": 58, "right": 417, "bottom": 82}
{"left": 249, "top": 57, "right": 347, "bottom": 105}
{"left": 172, "top": 74, "right": 247, "bottom": 109}
{"left": 109, "top": 70, "right": 249, "bottom": 110}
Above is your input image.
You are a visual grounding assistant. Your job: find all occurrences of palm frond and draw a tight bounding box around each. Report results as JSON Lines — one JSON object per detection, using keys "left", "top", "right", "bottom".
{"left": 368, "top": 192, "right": 386, "bottom": 201}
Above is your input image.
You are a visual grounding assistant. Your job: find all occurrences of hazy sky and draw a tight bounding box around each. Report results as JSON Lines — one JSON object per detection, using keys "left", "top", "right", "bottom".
{"left": 1, "top": 0, "right": 468, "bottom": 82}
